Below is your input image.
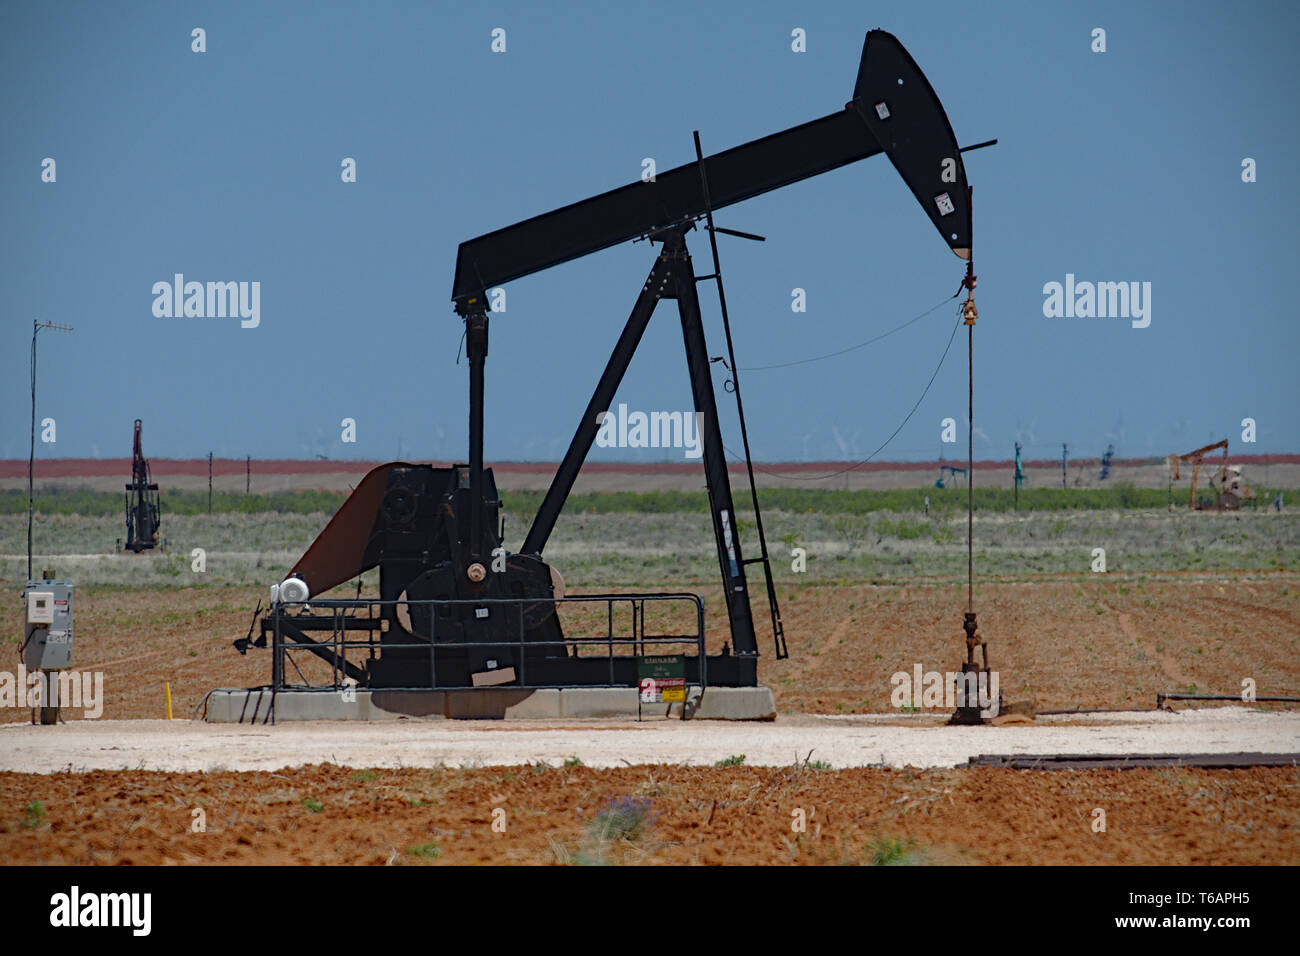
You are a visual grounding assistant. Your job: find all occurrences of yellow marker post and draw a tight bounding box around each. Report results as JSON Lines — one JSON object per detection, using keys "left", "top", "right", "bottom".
{"left": 165, "top": 682, "right": 173, "bottom": 720}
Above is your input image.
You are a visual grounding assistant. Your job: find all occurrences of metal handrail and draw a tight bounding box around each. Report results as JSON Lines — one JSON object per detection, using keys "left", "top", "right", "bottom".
{"left": 270, "top": 592, "right": 706, "bottom": 692}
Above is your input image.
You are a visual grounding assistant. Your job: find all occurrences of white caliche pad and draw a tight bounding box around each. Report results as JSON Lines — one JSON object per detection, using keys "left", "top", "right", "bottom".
{"left": 0, "top": 708, "right": 1296, "bottom": 773}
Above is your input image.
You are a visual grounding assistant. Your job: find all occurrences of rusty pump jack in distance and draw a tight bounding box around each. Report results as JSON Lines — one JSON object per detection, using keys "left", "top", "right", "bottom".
{"left": 1166, "top": 439, "right": 1256, "bottom": 511}
{"left": 251, "top": 30, "right": 989, "bottom": 696}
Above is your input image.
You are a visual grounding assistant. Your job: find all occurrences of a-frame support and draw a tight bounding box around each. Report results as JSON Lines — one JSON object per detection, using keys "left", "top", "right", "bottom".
{"left": 521, "top": 224, "right": 759, "bottom": 681}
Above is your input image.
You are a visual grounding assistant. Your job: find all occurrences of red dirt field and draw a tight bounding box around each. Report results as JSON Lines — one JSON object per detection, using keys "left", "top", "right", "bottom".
{"left": 764, "top": 572, "right": 1300, "bottom": 714}
{"left": 2, "top": 551, "right": 1295, "bottom": 867}
{"left": 1, "top": 763, "right": 1296, "bottom": 865}
{"left": 3, "top": 573, "right": 1295, "bottom": 723}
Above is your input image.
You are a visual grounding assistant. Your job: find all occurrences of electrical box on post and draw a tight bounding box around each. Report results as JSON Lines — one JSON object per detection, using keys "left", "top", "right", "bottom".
{"left": 23, "top": 580, "right": 74, "bottom": 672}
{"left": 27, "top": 590, "right": 54, "bottom": 624}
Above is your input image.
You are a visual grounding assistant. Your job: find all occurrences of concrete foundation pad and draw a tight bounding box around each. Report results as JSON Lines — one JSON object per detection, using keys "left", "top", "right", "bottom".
{"left": 676, "top": 686, "right": 777, "bottom": 721}
{"left": 204, "top": 685, "right": 777, "bottom": 722}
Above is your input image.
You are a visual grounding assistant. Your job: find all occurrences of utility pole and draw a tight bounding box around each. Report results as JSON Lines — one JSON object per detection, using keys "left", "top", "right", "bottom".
{"left": 208, "top": 452, "right": 214, "bottom": 513}
{"left": 246, "top": 455, "right": 251, "bottom": 495}
{"left": 1061, "top": 443, "right": 1068, "bottom": 490}
{"left": 28, "top": 321, "right": 73, "bottom": 582}
{"left": 1013, "top": 441, "right": 1023, "bottom": 511}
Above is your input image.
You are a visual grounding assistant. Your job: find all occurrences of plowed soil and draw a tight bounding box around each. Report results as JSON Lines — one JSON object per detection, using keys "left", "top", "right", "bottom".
{"left": 4, "top": 573, "right": 1295, "bottom": 722}
{"left": 765, "top": 573, "right": 1300, "bottom": 714}
{"left": 3, "top": 574, "right": 1296, "bottom": 865}
{"left": 2, "top": 763, "right": 1296, "bottom": 865}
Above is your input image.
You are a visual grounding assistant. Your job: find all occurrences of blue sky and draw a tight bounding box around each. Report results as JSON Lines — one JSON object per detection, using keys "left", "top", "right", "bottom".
{"left": 3, "top": 0, "right": 1297, "bottom": 464}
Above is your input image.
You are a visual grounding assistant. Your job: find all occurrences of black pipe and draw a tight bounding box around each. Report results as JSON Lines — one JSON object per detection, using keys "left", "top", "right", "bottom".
{"left": 1156, "top": 693, "right": 1300, "bottom": 705}
{"left": 465, "top": 311, "right": 489, "bottom": 560}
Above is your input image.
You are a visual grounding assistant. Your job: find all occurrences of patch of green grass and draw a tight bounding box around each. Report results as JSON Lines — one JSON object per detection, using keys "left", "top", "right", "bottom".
{"left": 876, "top": 518, "right": 928, "bottom": 540}
{"left": 15, "top": 482, "right": 1296, "bottom": 520}
{"left": 866, "top": 836, "right": 922, "bottom": 866}
{"left": 407, "top": 842, "right": 441, "bottom": 859}
{"left": 350, "top": 770, "right": 379, "bottom": 783}
{"left": 715, "top": 754, "right": 746, "bottom": 768}
{"left": 563, "top": 755, "right": 584, "bottom": 768}
{"left": 20, "top": 801, "right": 47, "bottom": 830}
{"left": 302, "top": 797, "right": 324, "bottom": 813}
{"left": 570, "top": 848, "right": 612, "bottom": 866}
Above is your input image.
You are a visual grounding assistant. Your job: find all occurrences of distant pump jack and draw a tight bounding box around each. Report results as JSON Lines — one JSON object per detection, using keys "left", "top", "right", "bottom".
{"left": 124, "top": 419, "right": 161, "bottom": 553}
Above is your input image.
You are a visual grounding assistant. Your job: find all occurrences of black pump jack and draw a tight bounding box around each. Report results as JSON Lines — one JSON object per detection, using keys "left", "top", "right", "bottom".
{"left": 449, "top": 29, "right": 976, "bottom": 683}
{"left": 252, "top": 30, "right": 982, "bottom": 691}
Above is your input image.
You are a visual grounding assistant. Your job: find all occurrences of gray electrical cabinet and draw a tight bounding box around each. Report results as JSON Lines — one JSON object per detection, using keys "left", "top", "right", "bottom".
{"left": 23, "top": 580, "right": 74, "bottom": 671}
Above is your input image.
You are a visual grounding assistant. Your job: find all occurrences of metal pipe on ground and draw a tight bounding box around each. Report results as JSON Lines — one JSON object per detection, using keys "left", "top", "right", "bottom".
{"left": 968, "top": 752, "right": 1300, "bottom": 770}
{"left": 1157, "top": 693, "right": 1300, "bottom": 708}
